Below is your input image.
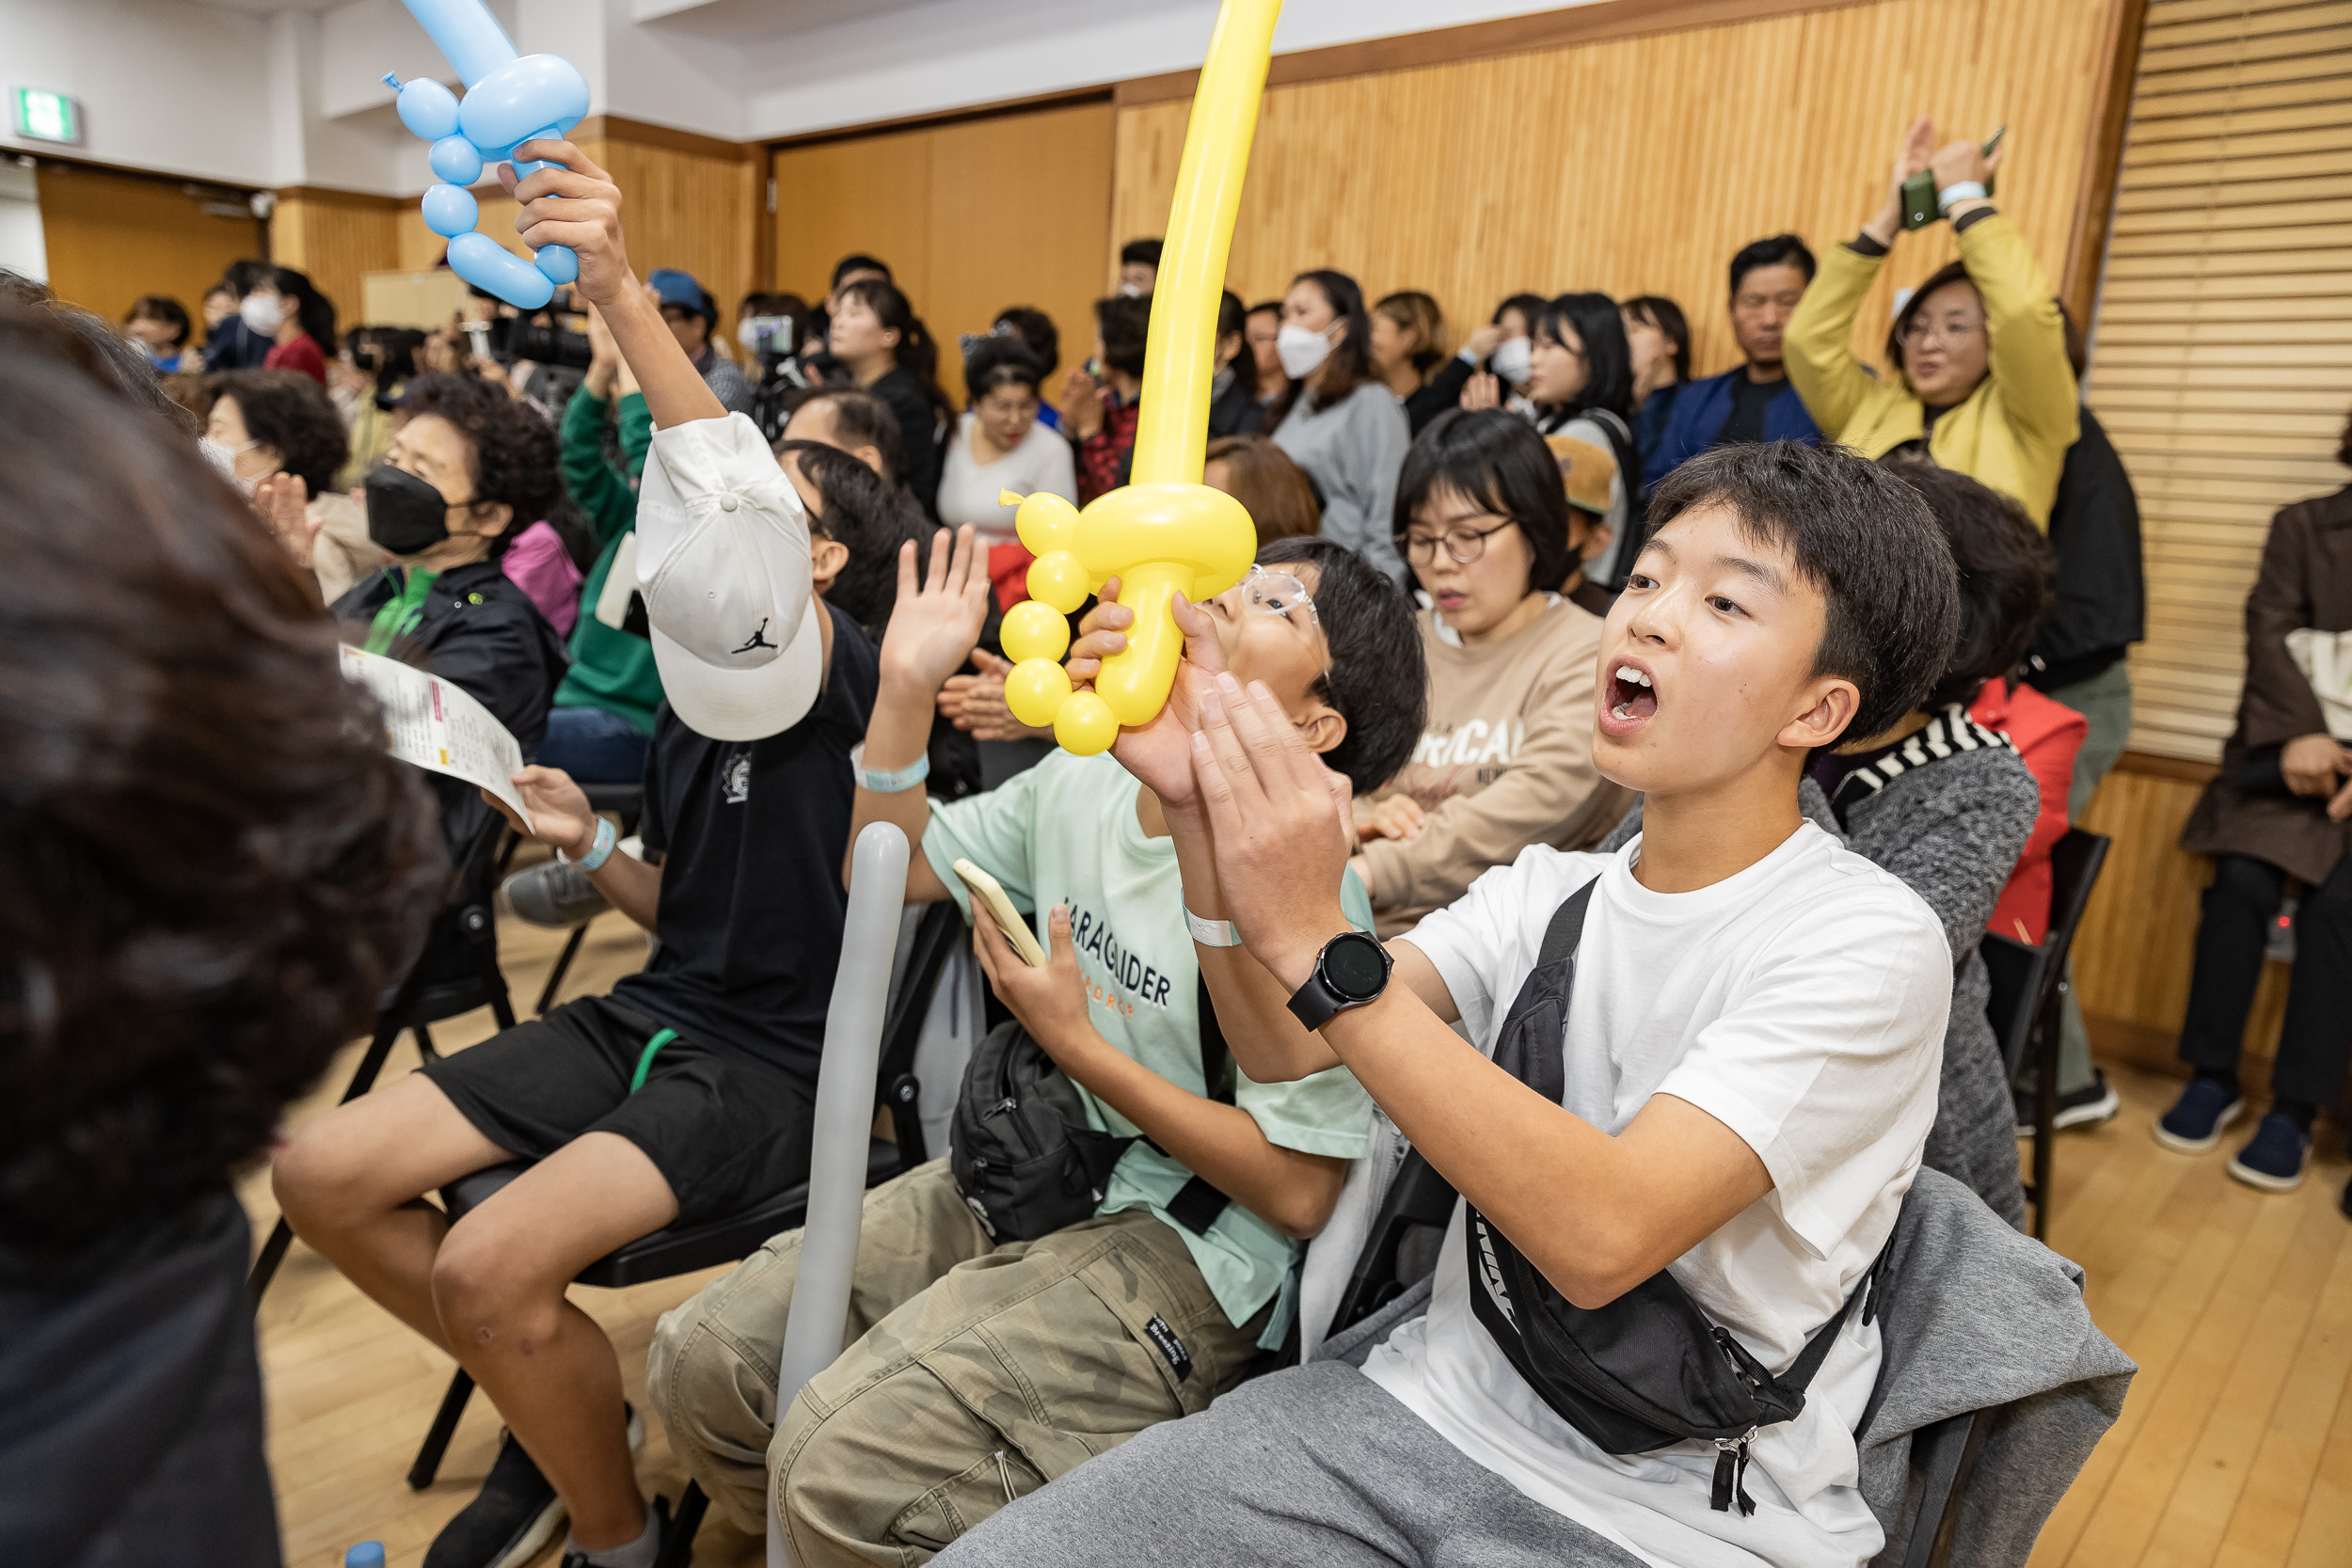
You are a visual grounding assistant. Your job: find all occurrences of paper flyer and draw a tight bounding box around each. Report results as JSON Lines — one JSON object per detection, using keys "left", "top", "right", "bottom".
{"left": 339, "top": 643, "right": 533, "bottom": 832}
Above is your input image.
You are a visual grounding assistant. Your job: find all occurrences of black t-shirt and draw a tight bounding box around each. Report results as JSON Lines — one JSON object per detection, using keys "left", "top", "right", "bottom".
{"left": 612, "top": 600, "right": 880, "bottom": 1089}
{"left": 1711, "top": 371, "right": 1783, "bottom": 449}
{"left": 868, "top": 367, "right": 946, "bottom": 513}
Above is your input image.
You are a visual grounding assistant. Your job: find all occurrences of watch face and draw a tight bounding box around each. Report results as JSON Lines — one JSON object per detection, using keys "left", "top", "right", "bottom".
{"left": 1323, "top": 932, "right": 1389, "bottom": 1000}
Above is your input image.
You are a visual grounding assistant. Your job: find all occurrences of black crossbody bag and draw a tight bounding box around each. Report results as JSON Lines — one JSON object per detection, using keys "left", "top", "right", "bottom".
{"left": 950, "top": 976, "right": 1234, "bottom": 1243}
{"left": 1464, "top": 881, "right": 1891, "bottom": 1514}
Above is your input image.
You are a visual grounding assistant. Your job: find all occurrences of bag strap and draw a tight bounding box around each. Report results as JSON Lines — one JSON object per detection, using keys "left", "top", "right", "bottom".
{"left": 1777, "top": 1230, "right": 1899, "bottom": 1393}
{"left": 1536, "top": 881, "right": 1599, "bottom": 971}
{"left": 1164, "top": 974, "right": 1235, "bottom": 1236}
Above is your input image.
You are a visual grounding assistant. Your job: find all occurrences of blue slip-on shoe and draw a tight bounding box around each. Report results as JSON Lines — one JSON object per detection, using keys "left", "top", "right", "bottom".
{"left": 2153, "top": 1077, "right": 2246, "bottom": 1153}
{"left": 2228, "top": 1113, "right": 2311, "bottom": 1193}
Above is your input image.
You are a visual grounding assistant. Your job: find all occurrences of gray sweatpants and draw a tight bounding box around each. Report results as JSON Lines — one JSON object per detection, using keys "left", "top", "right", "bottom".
{"left": 931, "top": 1360, "right": 1645, "bottom": 1568}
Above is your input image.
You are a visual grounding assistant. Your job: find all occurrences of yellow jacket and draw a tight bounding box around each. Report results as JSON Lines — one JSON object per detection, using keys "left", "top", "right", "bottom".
{"left": 1785, "top": 212, "right": 2078, "bottom": 527}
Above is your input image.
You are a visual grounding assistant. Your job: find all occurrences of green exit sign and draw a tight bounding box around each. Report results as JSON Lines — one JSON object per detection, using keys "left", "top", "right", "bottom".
{"left": 12, "top": 87, "right": 81, "bottom": 146}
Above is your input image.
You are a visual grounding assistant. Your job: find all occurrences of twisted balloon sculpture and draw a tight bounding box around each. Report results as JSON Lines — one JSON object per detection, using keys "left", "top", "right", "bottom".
{"left": 383, "top": 0, "right": 590, "bottom": 310}
{"left": 997, "top": 0, "right": 1281, "bottom": 755}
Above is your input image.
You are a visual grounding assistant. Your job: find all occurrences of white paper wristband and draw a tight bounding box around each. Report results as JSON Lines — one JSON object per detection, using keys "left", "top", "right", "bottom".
{"left": 1185, "top": 909, "right": 1242, "bottom": 947}
{"left": 1937, "top": 181, "right": 1988, "bottom": 215}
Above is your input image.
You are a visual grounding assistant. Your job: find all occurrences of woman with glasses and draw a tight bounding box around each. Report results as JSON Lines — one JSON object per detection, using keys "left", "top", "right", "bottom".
{"left": 1786, "top": 117, "right": 2078, "bottom": 526}
{"left": 1349, "top": 410, "right": 1631, "bottom": 937}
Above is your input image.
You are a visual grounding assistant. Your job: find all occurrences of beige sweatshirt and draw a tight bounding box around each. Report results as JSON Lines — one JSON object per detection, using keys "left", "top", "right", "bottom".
{"left": 1354, "top": 595, "right": 1630, "bottom": 937}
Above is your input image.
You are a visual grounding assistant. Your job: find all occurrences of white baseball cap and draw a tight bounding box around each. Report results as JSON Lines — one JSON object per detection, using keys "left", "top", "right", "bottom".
{"left": 634, "top": 412, "right": 824, "bottom": 741}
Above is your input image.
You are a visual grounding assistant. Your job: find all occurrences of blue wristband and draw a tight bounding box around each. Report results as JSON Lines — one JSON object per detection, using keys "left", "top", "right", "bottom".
{"left": 1937, "top": 181, "right": 1987, "bottom": 215}
{"left": 851, "top": 743, "right": 930, "bottom": 795}
{"left": 560, "top": 815, "right": 617, "bottom": 873}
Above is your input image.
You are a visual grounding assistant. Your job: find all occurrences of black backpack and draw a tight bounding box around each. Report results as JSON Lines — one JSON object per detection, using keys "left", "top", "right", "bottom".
{"left": 949, "top": 976, "right": 1234, "bottom": 1243}
{"left": 1466, "top": 880, "right": 1890, "bottom": 1515}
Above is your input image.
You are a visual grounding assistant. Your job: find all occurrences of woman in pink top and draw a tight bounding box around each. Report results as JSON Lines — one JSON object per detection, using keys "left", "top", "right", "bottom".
{"left": 500, "top": 518, "right": 585, "bottom": 638}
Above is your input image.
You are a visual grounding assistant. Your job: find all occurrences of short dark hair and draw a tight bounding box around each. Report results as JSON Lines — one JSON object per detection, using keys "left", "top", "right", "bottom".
{"left": 1096, "top": 293, "right": 1152, "bottom": 379}
{"left": 1216, "top": 289, "right": 1246, "bottom": 342}
{"left": 1728, "top": 234, "right": 1818, "bottom": 296}
{"left": 1534, "top": 293, "right": 1634, "bottom": 420}
{"left": 777, "top": 438, "right": 928, "bottom": 637}
{"left": 1247, "top": 299, "right": 1281, "bottom": 323}
{"left": 993, "top": 306, "right": 1059, "bottom": 379}
{"left": 126, "top": 293, "right": 191, "bottom": 347}
{"left": 779, "top": 386, "right": 906, "bottom": 484}
{"left": 1644, "top": 441, "right": 1959, "bottom": 748}
{"left": 1494, "top": 293, "right": 1549, "bottom": 333}
{"left": 1120, "top": 237, "right": 1164, "bottom": 270}
{"left": 1394, "top": 409, "right": 1576, "bottom": 597}
{"left": 839, "top": 277, "right": 952, "bottom": 419}
{"left": 1256, "top": 535, "right": 1427, "bottom": 793}
{"left": 963, "top": 335, "right": 1045, "bottom": 404}
{"left": 832, "top": 253, "right": 892, "bottom": 290}
{"left": 343, "top": 325, "right": 422, "bottom": 394}
{"left": 1880, "top": 457, "right": 2051, "bottom": 710}
{"left": 1885, "top": 260, "right": 1978, "bottom": 373}
{"left": 1622, "top": 294, "right": 1690, "bottom": 386}
{"left": 0, "top": 299, "right": 440, "bottom": 1262}
{"left": 205, "top": 370, "right": 349, "bottom": 495}
{"left": 222, "top": 259, "right": 276, "bottom": 298}
{"left": 396, "top": 373, "right": 560, "bottom": 551}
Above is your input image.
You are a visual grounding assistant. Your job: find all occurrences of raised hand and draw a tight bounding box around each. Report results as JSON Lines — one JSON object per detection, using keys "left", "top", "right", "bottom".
{"left": 1459, "top": 371, "right": 1501, "bottom": 412}
{"left": 879, "top": 525, "right": 992, "bottom": 699}
{"left": 1104, "top": 588, "right": 1231, "bottom": 812}
{"left": 1928, "top": 131, "right": 2004, "bottom": 197}
{"left": 1460, "top": 324, "right": 1504, "bottom": 364}
{"left": 498, "top": 139, "right": 633, "bottom": 310}
{"left": 1867, "top": 118, "right": 1936, "bottom": 245}
{"left": 1188, "top": 673, "right": 1356, "bottom": 988}
{"left": 252, "top": 472, "right": 320, "bottom": 573}
{"left": 939, "top": 650, "right": 1054, "bottom": 741}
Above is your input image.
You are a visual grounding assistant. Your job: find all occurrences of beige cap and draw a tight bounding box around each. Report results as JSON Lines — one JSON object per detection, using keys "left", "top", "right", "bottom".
{"left": 1545, "top": 434, "right": 1616, "bottom": 517}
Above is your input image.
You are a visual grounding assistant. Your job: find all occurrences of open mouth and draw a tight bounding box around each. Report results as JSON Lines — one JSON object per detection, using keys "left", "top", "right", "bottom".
{"left": 1605, "top": 661, "right": 1657, "bottom": 727}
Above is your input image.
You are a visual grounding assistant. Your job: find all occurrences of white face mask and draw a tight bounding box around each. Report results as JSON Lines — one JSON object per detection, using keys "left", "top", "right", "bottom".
{"left": 1489, "top": 335, "right": 1532, "bottom": 387}
{"left": 1276, "top": 322, "right": 1335, "bottom": 380}
{"left": 240, "top": 294, "right": 285, "bottom": 336}
{"left": 1118, "top": 283, "right": 1145, "bottom": 298}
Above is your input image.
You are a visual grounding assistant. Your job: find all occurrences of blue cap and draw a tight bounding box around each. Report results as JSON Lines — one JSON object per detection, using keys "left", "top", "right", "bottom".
{"left": 646, "top": 268, "right": 714, "bottom": 325}
{"left": 343, "top": 1543, "right": 387, "bottom": 1568}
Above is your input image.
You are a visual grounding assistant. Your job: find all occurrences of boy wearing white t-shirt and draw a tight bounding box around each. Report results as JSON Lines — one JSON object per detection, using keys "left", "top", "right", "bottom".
{"left": 939, "top": 439, "right": 1967, "bottom": 1568}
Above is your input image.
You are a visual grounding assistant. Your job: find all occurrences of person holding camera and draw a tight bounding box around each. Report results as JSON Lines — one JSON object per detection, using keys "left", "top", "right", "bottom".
{"left": 1785, "top": 119, "right": 2077, "bottom": 528}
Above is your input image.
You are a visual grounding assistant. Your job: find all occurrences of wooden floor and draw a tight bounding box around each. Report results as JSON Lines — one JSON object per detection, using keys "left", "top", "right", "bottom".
{"left": 246, "top": 904, "right": 2352, "bottom": 1568}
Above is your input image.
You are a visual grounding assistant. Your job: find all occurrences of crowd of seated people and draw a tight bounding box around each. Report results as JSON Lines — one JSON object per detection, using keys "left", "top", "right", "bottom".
{"left": 17, "top": 104, "right": 2258, "bottom": 1568}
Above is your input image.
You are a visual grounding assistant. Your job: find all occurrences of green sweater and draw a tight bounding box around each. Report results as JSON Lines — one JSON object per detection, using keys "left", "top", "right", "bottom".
{"left": 553, "top": 385, "right": 662, "bottom": 731}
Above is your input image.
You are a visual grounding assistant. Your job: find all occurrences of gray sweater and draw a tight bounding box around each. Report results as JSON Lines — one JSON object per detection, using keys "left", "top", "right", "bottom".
{"left": 1598, "top": 715, "right": 2041, "bottom": 1227}
{"left": 1273, "top": 379, "right": 1410, "bottom": 581}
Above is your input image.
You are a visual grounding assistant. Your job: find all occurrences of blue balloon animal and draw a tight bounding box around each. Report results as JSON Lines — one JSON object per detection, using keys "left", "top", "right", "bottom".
{"left": 385, "top": 0, "right": 589, "bottom": 309}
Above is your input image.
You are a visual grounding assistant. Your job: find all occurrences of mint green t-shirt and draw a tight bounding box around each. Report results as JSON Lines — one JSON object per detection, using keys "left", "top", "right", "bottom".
{"left": 923, "top": 750, "right": 1376, "bottom": 1329}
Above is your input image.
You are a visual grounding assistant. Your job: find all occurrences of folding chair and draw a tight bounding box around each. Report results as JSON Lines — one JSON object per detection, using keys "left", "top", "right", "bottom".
{"left": 532, "top": 780, "right": 646, "bottom": 1017}
{"left": 404, "top": 886, "right": 970, "bottom": 1568}
{"left": 249, "top": 812, "right": 515, "bottom": 1305}
{"left": 1982, "top": 827, "right": 2111, "bottom": 1239}
{"left": 1324, "top": 1150, "right": 2017, "bottom": 1568}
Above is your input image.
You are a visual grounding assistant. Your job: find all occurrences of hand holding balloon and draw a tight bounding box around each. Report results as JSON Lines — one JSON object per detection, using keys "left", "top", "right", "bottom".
{"left": 385, "top": 0, "right": 590, "bottom": 309}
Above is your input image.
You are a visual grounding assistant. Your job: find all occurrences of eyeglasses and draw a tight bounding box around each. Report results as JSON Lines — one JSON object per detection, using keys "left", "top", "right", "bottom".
{"left": 1235, "top": 563, "right": 1330, "bottom": 679}
{"left": 1900, "top": 317, "right": 1985, "bottom": 347}
{"left": 1403, "top": 516, "right": 1519, "bottom": 565}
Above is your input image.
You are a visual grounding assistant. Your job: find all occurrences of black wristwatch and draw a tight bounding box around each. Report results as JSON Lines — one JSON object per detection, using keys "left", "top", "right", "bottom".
{"left": 1286, "top": 929, "right": 1393, "bottom": 1031}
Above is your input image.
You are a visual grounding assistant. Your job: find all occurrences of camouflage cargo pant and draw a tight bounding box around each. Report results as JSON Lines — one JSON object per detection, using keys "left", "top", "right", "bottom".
{"left": 645, "top": 1158, "right": 1267, "bottom": 1568}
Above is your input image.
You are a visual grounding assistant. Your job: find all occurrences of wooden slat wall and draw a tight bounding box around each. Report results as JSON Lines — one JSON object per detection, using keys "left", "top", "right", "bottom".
{"left": 271, "top": 187, "right": 402, "bottom": 342}
{"left": 771, "top": 100, "right": 1116, "bottom": 381}
{"left": 1110, "top": 0, "right": 2112, "bottom": 381}
{"left": 2090, "top": 0, "right": 2352, "bottom": 763}
{"left": 36, "top": 162, "right": 266, "bottom": 332}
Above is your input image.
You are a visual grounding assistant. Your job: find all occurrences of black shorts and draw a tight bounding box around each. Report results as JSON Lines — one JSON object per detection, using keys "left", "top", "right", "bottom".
{"left": 421, "top": 994, "right": 817, "bottom": 1226}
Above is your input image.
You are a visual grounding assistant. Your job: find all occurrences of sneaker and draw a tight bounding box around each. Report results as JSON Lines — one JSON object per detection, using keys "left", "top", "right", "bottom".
{"left": 2228, "top": 1113, "right": 2311, "bottom": 1193}
{"left": 2153, "top": 1078, "right": 2246, "bottom": 1153}
{"left": 423, "top": 1429, "right": 563, "bottom": 1568}
{"left": 504, "top": 858, "right": 611, "bottom": 928}
{"left": 559, "top": 1495, "right": 673, "bottom": 1568}
{"left": 424, "top": 1408, "right": 646, "bottom": 1568}
{"left": 2015, "top": 1070, "right": 2123, "bottom": 1137}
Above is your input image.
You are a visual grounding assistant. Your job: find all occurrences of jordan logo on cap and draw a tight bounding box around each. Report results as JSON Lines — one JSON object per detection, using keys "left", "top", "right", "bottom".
{"left": 733, "top": 619, "right": 777, "bottom": 655}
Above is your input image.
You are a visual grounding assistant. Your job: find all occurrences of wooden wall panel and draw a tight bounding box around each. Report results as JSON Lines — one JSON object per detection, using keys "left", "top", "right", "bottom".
{"left": 270, "top": 187, "right": 402, "bottom": 341}
{"left": 771, "top": 100, "right": 1116, "bottom": 380}
{"left": 2086, "top": 0, "right": 2352, "bottom": 763}
{"left": 590, "top": 135, "right": 760, "bottom": 330}
{"left": 1111, "top": 0, "right": 2110, "bottom": 379}
{"left": 36, "top": 162, "right": 266, "bottom": 330}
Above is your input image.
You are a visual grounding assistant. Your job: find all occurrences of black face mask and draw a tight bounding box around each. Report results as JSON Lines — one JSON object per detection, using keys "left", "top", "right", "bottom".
{"left": 365, "top": 465, "right": 453, "bottom": 556}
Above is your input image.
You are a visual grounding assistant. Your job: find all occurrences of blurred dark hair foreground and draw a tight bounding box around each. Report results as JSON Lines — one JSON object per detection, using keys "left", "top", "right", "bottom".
{"left": 0, "top": 297, "right": 444, "bottom": 1266}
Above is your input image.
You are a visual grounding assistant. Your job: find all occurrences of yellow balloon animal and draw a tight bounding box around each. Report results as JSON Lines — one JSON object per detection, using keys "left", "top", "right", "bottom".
{"left": 997, "top": 0, "right": 1281, "bottom": 755}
